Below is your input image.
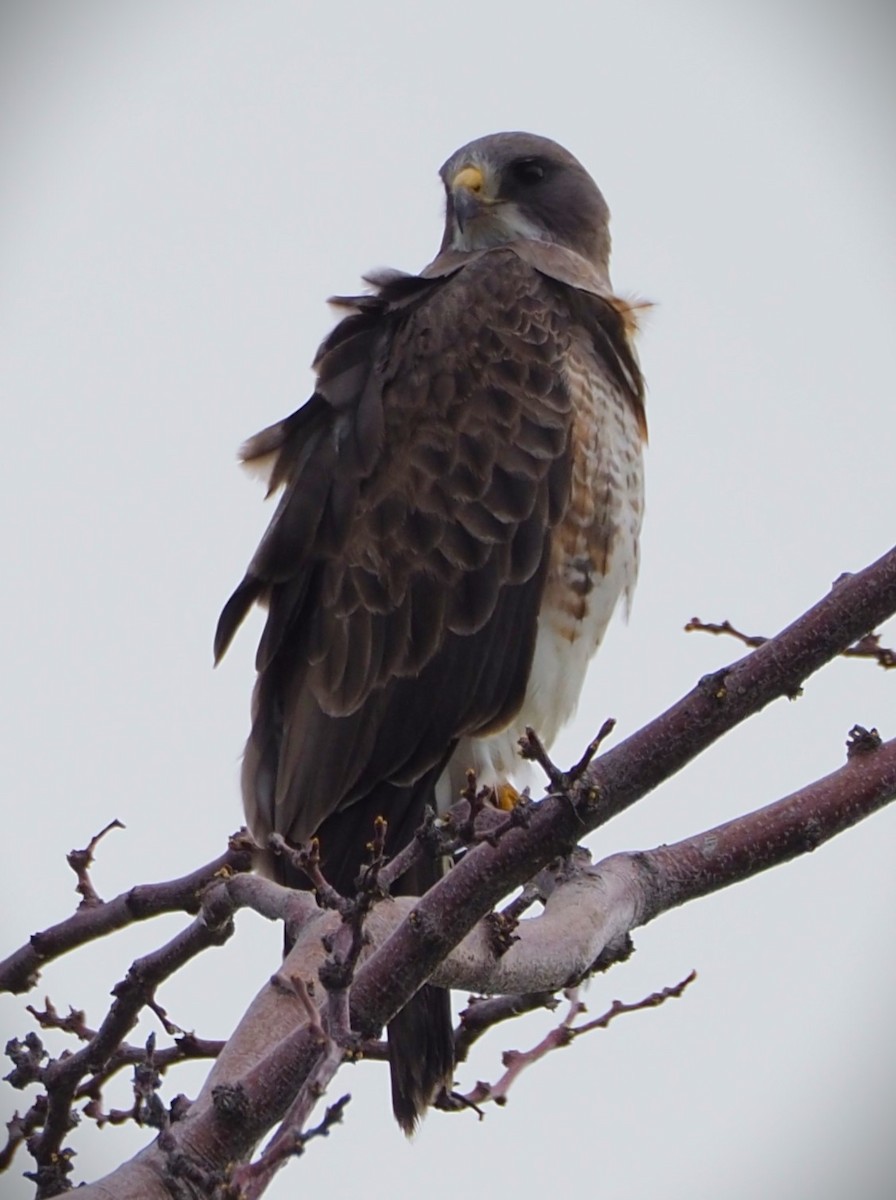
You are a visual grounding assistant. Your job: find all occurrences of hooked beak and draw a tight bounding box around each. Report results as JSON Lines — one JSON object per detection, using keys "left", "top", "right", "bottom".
{"left": 451, "top": 164, "right": 488, "bottom": 232}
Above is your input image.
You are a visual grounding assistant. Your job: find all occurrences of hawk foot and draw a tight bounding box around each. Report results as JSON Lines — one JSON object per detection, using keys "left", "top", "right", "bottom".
{"left": 493, "top": 783, "right": 522, "bottom": 811}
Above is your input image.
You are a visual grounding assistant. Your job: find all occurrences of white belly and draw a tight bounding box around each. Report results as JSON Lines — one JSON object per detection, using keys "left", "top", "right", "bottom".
{"left": 439, "top": 355, "right": 645, "bottom": 806}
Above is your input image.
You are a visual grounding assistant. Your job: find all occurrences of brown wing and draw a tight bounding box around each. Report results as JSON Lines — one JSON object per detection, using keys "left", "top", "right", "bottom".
{"left": 216, "top": 248, "right": 577, "bottom": 850}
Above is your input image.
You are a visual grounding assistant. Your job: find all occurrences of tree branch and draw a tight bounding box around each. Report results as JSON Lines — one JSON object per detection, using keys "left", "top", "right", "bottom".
{"left": 686, "top": 618, "right": 896, "bottom": 669}
{"left": 0, "top": 834, "right": 256, "bottom": 996}
{"left": 457, "top": 972, "right": 697, "bottom": 1110}
{"left": 349, "top": 545, "right": 896, "bottom": 1033}
{"left": 6, "top": 545, "right": 896, "bottom": 1197}
{"left": 57, "top": 726, "right": 896, "bottom": 1198}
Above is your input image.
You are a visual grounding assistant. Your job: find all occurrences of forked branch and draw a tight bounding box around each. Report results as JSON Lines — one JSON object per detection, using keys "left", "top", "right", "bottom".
{"left": 3, "top": 544, "right": 895, "bottom": 1198}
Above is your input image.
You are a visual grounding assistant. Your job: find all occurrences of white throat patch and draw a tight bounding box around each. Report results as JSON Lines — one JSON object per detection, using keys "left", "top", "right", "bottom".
{"left": 451, "top": 202, "right": 548, "bottom": 252}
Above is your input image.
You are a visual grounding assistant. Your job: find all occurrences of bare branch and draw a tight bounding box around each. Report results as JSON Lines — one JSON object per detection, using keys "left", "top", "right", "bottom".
{"left": 227, "top": 1020, "right": 347, "bottom": 1200}
{"left": 566, "top": 717, "right": 617, "bottom": 782}
{"left": 457, "top": 972, "right": 697, "bottom": 1110}
{"left": 519, "top": 718, "right": 616, "bottom": 789}
{"left": 350, "top": 545, "right": 896, "bottom": 1035}
{"left": 228, "top": 1093, "right": 351, "bottom": 1200}
{"left": 76, "top": 1032, "right": 225, "bottom": 1110}
{"left": 635, "top": 729, "right": 896, "bottom": 921}
{"left": 117, "top": 725, "right": 895, "bottom": 1192}
{"left": 844, "top": 631, "right": 896, "bottom": 669}
{"left": 27, "top": 719, "right": 896, "bottom": 1197}
{"left": 67, "top": 819, "right": 126, "bottom": 907}
{"left": 684, "top": 617, "right": 767, "bottom": 648}
{"left": 574, "top": 971, "right": 697, "bottom": 1034}
{"left": 518, "top": 727, "right": 566, "bottom": 789}
{"left": 686, "top": 617, "right": 896, "bottom": 669}
{"left": 27, "top": 900, "right": 234, "bottom": 1174}
{"left": 7, "top": 547, "right": 896, "bottom": 1196}
{"left": 426, "top": 734, "right": 896, "bottom": 997}
{"left": 0, "top": 832, "right": 256, "bottom": 995}
{"left": 453, "top": 992, "right": 560, "bottom": 1065}
{"left": 0, "top": 1103, "right": 46, "bottom": 1174}
{"left": 18, "top": 870, "right": 315, "bottom": 1182}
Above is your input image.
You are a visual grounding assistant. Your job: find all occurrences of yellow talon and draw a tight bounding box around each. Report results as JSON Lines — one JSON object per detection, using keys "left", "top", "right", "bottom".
{"left": 494, "top": 783, "right": 521, "bottom": 812}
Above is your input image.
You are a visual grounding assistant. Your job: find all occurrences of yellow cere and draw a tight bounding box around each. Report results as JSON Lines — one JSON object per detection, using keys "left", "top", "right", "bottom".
{"left": 452, "top": 164, "right": 484, "bottom": 193}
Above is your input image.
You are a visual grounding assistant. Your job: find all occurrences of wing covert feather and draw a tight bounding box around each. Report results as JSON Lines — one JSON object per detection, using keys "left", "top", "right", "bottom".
{"left": 221, "top": 249, "right": 592, "bottom": 842}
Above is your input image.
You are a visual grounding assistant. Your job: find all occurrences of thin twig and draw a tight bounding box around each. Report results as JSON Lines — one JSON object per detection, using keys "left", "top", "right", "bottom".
{"left": 686, "top": 617, "right": 895, "bottom": 669}
{"left": 459, "top": 972, "right": 697, "bottom": 1109}
{"left": 67, "top": 819, "right": 126, "bottom": 907}
{"left": 517, "top": 727, "right": 566, "bottom": 789}
{"left": 26, "top": 874, "right": 242, "bottom": 1175}
{"left": 6, "top": 547, "right": 896, "bottom": 1197}
{"left": 226, "top": 977, "right": 348, "bottom": 1200}
{"left": 453, "top": 991, "right": 560, "bottom": 1064}
{"left": 566, "top": 718, "right": 617, "bottom": 781}
{"left": 0, "top": 832, "right": 256, "bottom": 995}
{"left": 269, "top": 835, "right": 350, "bottom": 914}
{"left": 228, "top": 1094, "right": 350, "bottom": 1200}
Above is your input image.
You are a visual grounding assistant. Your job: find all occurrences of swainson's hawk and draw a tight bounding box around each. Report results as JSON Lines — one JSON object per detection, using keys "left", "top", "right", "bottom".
{"left": 215, "top": 131, "right": 646, "bottom": 1131}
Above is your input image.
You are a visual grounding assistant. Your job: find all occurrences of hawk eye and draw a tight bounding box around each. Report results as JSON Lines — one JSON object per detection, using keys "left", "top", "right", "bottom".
{"left": 510, "top": 157, "right": 546, "bottom": 185}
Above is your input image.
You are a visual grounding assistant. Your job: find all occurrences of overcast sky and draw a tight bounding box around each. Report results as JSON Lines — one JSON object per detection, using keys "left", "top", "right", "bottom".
{"left": 2, "top": 3, "right": 895, "bottom": 1198}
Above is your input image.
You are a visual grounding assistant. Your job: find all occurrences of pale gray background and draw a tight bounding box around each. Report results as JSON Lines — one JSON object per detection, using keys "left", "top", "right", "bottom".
{"left": 2, "top": 2, "right": 895, "bottom": 1197}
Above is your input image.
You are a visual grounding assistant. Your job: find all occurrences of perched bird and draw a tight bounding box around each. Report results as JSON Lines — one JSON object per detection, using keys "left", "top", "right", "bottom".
{"left": 215, "top": 131, "right": 647, "bottom": 1132}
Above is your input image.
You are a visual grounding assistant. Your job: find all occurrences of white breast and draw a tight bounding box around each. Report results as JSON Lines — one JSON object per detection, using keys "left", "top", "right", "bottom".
{"left": 440, "top": 343, "right": 645, "bottom": 804}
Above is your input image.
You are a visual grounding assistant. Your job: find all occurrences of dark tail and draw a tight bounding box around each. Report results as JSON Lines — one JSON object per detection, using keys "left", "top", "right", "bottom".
{"left": 386, "top": 851, "right": 454, "bottom": 1134}
{"left": 275, "top": 772, "right": 456, "bottom": 1133}
{"left": 388, "top": 981, "right": 454, "bottom": 1134}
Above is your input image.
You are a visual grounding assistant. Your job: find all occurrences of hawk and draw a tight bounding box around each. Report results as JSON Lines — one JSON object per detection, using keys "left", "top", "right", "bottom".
{"left": 215, "top": 131, "right": 646, "bottom": 1131}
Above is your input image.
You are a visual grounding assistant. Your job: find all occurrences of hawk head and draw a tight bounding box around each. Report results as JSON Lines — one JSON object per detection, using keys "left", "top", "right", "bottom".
{"left": 439, "top": 131, "right": 611, "bottom": 271}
